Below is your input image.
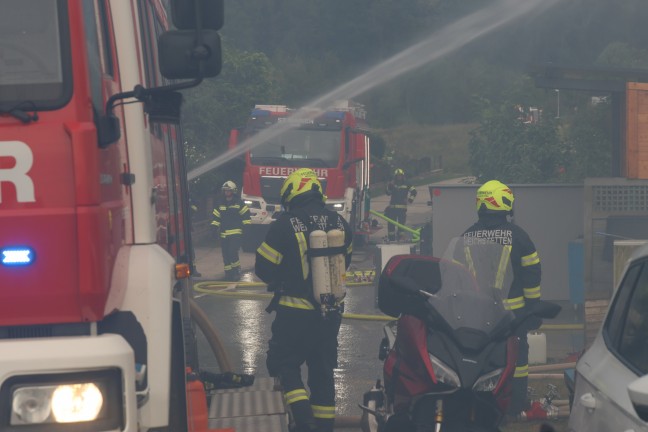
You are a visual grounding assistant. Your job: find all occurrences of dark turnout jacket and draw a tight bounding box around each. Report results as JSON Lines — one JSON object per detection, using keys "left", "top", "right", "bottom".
{"left": 255, "top": 199, "right": 353, "bottom": 310}
{"left": 462, "top": 213, "right": 541, "bottom": 312}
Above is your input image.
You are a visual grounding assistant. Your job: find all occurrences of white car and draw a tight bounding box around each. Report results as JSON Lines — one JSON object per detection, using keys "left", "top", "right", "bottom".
{"left": 569, "top": 243, "right": 648, "bottom": 431}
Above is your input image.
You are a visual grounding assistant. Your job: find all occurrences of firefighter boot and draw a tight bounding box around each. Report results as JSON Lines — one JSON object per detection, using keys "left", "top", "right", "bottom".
{"left": 231, "top": 267, "right": 241, "bottom": 281}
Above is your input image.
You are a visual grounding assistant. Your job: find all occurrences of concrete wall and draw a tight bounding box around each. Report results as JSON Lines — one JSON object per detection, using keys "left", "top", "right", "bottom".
{"left": 429, "top": 184, "right": 584, "bottom": 301}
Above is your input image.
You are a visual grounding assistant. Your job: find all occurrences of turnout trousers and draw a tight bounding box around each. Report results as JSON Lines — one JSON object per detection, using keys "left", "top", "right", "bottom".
{"left": 385, "top": 206, "right": 407, "bottom": 241}
{"left": 266, "top": 305, "right": 342, "bottom": 432}
{"left": 221, "top": 234, "right": 241, "bottom": 279}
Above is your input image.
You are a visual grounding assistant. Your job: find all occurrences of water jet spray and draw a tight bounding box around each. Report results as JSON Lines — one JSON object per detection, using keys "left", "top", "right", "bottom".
{"left": 187, "top": 0, "right": 561, "bottom": 181}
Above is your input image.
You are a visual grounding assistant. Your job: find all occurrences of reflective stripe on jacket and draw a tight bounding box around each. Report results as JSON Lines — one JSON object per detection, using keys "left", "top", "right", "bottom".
{"left": 211, "top": 197, "right": 251, "bottom": 237}
{"left": 254, "top": 199, "right": 353, "bottom": 308}
{"left": 462, "top": 213, "right": 541, "bottom": 311}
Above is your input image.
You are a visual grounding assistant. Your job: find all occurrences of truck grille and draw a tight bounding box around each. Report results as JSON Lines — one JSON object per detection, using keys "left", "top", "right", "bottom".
{"left": 260, "top": 177, "right": 327, "bottom": 204}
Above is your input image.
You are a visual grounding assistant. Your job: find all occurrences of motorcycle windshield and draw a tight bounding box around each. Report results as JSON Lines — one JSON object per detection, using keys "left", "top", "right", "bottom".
{"left": 429, "top": 237, "right": 515, "bottom": 345}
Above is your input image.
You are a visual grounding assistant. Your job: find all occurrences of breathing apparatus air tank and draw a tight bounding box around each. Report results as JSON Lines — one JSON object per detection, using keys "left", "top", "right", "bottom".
{"left": 309, "top": 229, "right": 347, "bottom": 316}
{"left": 309, "top": 230, "right": 333, "bottom": 315}
{"left": 326, "top": 229, "right": 346, "bottom": 303}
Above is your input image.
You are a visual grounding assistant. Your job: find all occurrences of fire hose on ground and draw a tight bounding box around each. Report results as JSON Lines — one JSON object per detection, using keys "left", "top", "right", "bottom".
{"left": 369, "top": 209, "right": 421, "bottom": 242}
{"left": 189, "top": 297, "right": 233, "bottom": 373}
{"left": 193, "top": 279, "right": 584, "bottom": 330}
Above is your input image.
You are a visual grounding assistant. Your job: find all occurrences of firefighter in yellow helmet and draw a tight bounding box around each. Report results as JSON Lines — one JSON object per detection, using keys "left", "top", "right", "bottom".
{"left": 211, "top": 181, "right": 251, "bottom": 280}
{"left": 255, "top": 168, "right": 353, "bottom": 432}
{"left": 462, "top": 180, "right": 542, "bottom": 418}
{"left": 385, "top": 168, "right": 417, "bottom": 241}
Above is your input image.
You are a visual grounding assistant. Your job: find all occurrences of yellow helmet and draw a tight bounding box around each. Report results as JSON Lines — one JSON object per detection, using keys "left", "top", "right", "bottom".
{"left": 280, "top": 168, "right": 324, "bottom": 206}
{"left": 394, "top": 168, "right": 405, "bottom": 176}
{"left": 476, "top": 180, "right": 514, "bottom": 213}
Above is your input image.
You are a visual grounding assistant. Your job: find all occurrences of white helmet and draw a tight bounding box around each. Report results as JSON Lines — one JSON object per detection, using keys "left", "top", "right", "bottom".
{"left": 222, "top": 180, "right": 237, "bottom": 192}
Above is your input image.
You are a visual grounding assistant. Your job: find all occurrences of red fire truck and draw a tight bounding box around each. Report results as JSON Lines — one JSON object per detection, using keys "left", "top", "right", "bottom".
{"left": 228, "top": 102, "right": 371, "bottom": 249}
{"left": 0, "top": 1, "right": 224, "bottom": 431}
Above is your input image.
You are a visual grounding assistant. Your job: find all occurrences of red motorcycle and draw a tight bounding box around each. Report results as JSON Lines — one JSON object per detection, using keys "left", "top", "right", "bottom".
{"left": 360, "top": 238, "right": 560, "bottom": 432}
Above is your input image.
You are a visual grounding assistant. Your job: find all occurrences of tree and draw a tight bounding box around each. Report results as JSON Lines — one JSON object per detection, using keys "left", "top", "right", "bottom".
{"left": 561, "top": 101, "right": 612, "bottom": 181}
{"left": 468, "top": 103, "right": 563, "bottom": 183}
{"left": 596, "top": 42, "right": 648, "bottom": 69}
{"left": 181, "top": 44, "right": 279, "bottom": 203}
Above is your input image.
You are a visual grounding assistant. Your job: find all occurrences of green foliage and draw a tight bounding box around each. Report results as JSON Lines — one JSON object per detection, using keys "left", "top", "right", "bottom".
{"left": 220, "top": 0, "right": 648, "bottom": 129}
{"left": 596, "top": 42, "right": 648, "bottom": 68}
{"left": 468, "top": 97, "right": 614, "bottom": 184}
{"left": 181, "top": 44, "right": 278, "bottom": 200}
{"left": 468, "top": 104, "right": 563, "bottom": 183}
{"left": 561, "top": 102, "right": 612, "bottom": 181}
{"left": 182, "top": 0, "right": 647, "bottom": 191}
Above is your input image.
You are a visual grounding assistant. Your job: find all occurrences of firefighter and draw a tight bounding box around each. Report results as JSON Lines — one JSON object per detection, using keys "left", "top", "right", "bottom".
{"left": 385, "top": 168, "right": 417, "bottom": 241}
{"left": 462, "top": 180, "right": 542, "bottom": 418}
{"left": 211, "top": 181, "right": 251, "bottom": 280}
{"left": 255, "top": 168, "right": 353, "bottom": 432}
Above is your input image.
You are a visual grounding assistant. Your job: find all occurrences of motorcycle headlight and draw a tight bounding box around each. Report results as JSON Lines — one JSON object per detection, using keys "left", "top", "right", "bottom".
{"left": 473, "top": 368, "right": 504, "bottom": 392}
{"left": 2, "top": 369, "right": 122, "bottom": 431}
{"left": 429, "top": 354, "right": 461, "bottom": 388}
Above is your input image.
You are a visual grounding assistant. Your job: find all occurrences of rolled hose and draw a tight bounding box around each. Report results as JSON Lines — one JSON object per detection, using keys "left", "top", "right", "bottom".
{"left": 189, "top": 297, "right": 233, "bottom": 373}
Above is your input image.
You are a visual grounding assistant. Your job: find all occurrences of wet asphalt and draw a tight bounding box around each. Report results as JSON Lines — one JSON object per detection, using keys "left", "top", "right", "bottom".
{"left": 194, "top": 274, "right": 387, "bottom": 419}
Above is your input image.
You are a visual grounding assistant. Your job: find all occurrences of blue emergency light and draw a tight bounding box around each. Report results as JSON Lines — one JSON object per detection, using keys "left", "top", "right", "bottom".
{"left": 1, "top": 247, "right": 34, "bottom": 266}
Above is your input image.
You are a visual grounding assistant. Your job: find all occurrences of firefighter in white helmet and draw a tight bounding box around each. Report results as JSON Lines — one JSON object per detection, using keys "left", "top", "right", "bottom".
{"left": 211, "top": 181, "right": 251, "bottom": 280}
{"left": 255, "top": 168, "right": 352, "bottom": 432}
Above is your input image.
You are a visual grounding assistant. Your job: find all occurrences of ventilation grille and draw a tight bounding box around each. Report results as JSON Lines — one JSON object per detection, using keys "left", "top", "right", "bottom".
{"left": 593, "top": 185, "right": 648, "bottom": 212}
{"left": 7, "top": 325, "right": 53, "bottom": 339}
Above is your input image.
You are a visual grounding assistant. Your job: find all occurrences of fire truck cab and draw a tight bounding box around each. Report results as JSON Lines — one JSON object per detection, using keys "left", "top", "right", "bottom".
{"left": 229, "top": 102, "right": 371, "bottom": 249}
{"left": 0, "top": 1, "right": 223, "bottom": 431}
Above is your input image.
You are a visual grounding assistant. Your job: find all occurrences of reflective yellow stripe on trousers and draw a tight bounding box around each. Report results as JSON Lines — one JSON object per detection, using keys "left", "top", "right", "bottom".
{"left": 312, "top": 404, "right": 336, "bottom": 419}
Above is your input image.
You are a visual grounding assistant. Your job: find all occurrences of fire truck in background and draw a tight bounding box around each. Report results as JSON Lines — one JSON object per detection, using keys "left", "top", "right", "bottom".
{"left": 0, "top": 1, "right": 223, "bottom": 431}
{"left": 229, "top": 102, "right": 372, "bottom": 250}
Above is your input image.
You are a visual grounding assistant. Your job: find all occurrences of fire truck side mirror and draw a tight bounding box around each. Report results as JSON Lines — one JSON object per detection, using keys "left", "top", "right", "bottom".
{"left": 160, "top": 0, "right": 224, "bottom": 79}
{"left": 158, "top": 30, "right": 222, "bottom": 79}
{"left": 171, "top": 0, "right": 224, "bottom": 31}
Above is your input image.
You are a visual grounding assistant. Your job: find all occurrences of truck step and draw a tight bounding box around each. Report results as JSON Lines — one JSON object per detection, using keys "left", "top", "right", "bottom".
{"left": 207, "top": 377, "right": 288, "bottom": 432}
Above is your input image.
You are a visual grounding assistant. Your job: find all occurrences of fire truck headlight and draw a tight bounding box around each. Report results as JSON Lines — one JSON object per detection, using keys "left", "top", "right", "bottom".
{"left": 51, "top": 383, "right": 103, "bottom": 422}
{"left": 11, "top": 386, "right": 52, "bottom": 424}
{"left": 4, "top": 369, "right": 122, "bottom": 430}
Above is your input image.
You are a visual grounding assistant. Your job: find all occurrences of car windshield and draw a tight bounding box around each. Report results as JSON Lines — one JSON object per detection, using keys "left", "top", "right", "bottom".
{"left": 0, "top": 0, "right": 70, "bottom": 109}
{"left": 250, "top": 128, "right": 341, "bottom": 168}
